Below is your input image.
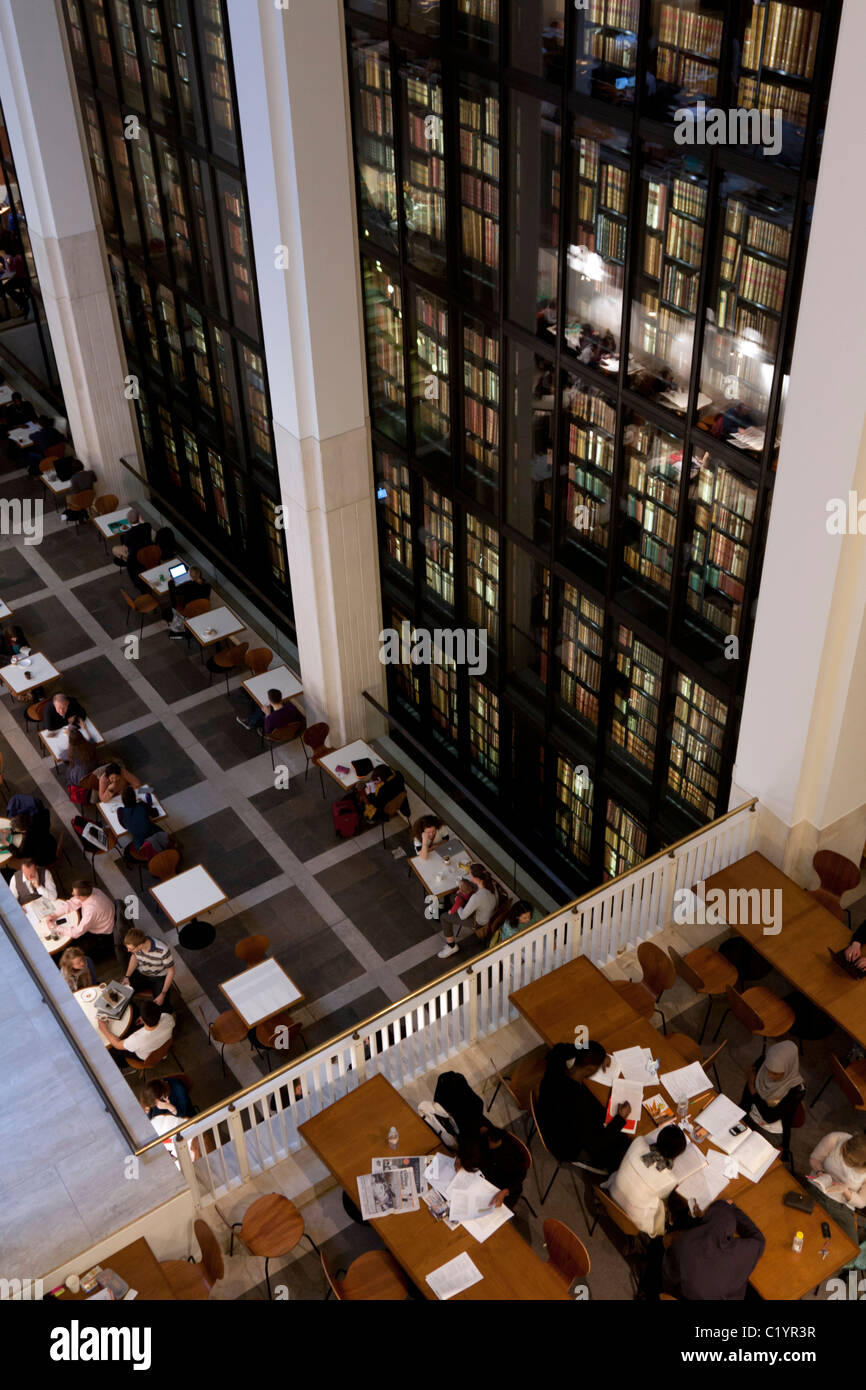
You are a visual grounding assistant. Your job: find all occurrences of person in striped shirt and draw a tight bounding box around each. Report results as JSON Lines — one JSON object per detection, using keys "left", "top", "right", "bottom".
{"left": 122, "top": 927, "right": 175, "bottom": 1010}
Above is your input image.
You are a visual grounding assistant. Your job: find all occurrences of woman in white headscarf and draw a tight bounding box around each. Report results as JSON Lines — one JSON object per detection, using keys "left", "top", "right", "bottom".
{"left": 740, "top": 1041, "right": 805, "bottom": 1160}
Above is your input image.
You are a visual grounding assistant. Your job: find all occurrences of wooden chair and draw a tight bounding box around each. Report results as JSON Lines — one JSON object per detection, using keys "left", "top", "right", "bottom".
{"left": 807, "top": 890, "right": 847, "bottom": 923}
{"left": 124, "top": 1035, "right": 179, "bottom": 1083}
{"left": 43, "top": 442, "right": 66, "bottom": 463}
{"left": 543, "top": 1218, "right": 591, "bottom": 1291}
{"left": 670, "top": 944, "right": 739, "bottom": 1041}
{"left": 379, "top": 788, "right": 411, "bottom": 846}
{"left": 234, "top": 933, "right": 269, "bottom": 967}
{"left": 122, "top": 588, "right": 160, "bottom": 639}
{"left": 812, "top": 851, "right": 861, "bottom": 928}
{"left": 263, "top": 719, "right": 305, "bottom": 771}
{"left": 485, "top": 1043, "right": 548, "bottom": 1136}
{"left": 209, "top": 639, "right": 248, "bottom": 694}
{"left": 254, "top": 1010, "right": 307, "bottom": 1066}
{"left": 588, "top": 1187, "right": 645, "bottom": 1293}
{"left": 613, "top": 941, "right": 676, "bottom": 1032}
{"left": 303, "top": 722, "right": 330, "bottom": 796}
{"left": 24, "top": 695, "right": 51, "bottom": 744}
{"left": 66, "top": 489, "right": 95, "bottom": 527}
{"left": 148, "top": 848, "right": 180, "bottom": 882}
{"left": 244, "top": 647, "right": 273, "bottom": 678}
{"left": 321, "top": 1249, "right": 409, "bottom": 1301}
{"left": 159, "top": 1219, "right": 224, "bottom": 1300}
{"left": 714, "top": 983, "right": 796, "bottom": 1052}
{"left": 180, "top": 597, "right": 211, "bottom": 620}
{"left": 812, "top": 1052, "right": 866, "bottom": 1109}
{"left": 668, "top": 1035, "right": 727, "bottom": 1091}
{"left": 0, "top": 749, "right": 9, "bottom": 808}
{"left": 94, "top": 494, "right": 119, "bottom": 515}
{"left": 500, "top": 1128, "right": 537, "bottom": 1218}
{"left": 659, "top": 1292, "right": 677, "bottom": 1301}
{"left": 199, "top": 1005, "right": 248, "bottom": 1076}
{"left": 229, "top": 1192, "right": 317, "bottom": 1301}
{"left": 136, "top": 544, "right": 161, "bottom": 570}
{"left": 529, "top": 1089, "right": 607, "bottom": 1213}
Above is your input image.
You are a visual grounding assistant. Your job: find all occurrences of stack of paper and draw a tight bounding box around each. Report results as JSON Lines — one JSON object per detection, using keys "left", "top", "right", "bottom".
{"left": 606, "top": 1080, "right": 643, "bottom": 1133}
{"left": 426, "top": 1252, "right": 483, "bottom": 1300}
{"left": 659, "top": 1062, "right": 714, "bottom": 1105}
{"left": 425, "top": 1152, "right": 457, "bottom": 1195}
{"left": 610, "top": 1045, "right": 660, "bottom": 1086}
{"left": 676, "top": 1150, "right": 733, "bottom": 1210}
{"left": 422, "top": 1154, "right": 515, "bottom": 1244}
{"left": 699, "top": 1094, "right": 746, "bottom": 1140}
{"left": 445, "top": 1168, "right": 501, "bottom": 1222}
{"left": 733, "top": 1130, "right": 778, "bottom": 1183}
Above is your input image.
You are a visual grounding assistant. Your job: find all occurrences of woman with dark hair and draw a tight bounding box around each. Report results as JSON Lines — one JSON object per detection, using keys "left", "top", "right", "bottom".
{"left": 412, "top": 814, "right": 448, "bottom": 858}
{"left": 0, "top": 624, "right": 27, "bottom": 657}
{"left": 535, "top": 1041, "right": 631, "bottom": 1174}
{"left": 357, "top": 763, "right": 409, "bottom": 826}
{"left": 497, "top": 900, "right": 538, "bottom": 942}
{"left": 662, "top": 1200, "right": 766, "bottom": 1300}
{"left": 605, "top": 1124, "right": 688, "bottom": 1237}
{"left": 65, "top": 727, "right": 100, "bottom": 792}
{"left": 8, "top": 812, "right": 57, "bottom": 868}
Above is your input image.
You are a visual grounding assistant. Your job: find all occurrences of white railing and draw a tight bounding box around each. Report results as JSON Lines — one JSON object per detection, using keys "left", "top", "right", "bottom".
{"left": 158, "top": 800, "right": 758, "bottom": 1204}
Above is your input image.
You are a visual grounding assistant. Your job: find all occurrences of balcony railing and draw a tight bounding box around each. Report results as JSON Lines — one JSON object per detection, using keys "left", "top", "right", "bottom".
{"left": 143, "top": 799, "right": 758, "bottom": 1203}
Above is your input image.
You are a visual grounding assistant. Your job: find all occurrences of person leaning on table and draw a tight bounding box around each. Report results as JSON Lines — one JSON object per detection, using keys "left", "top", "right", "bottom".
{"left": 661, "top": 1200, "right": 766, "bottom": 1301}
{"left": 9, "top": 857, "right": 56, "bottom": 906}
{"left": 98, "top": 999, "right": 175, "bottom": 1067}
{"left": 535, "top": 1040, "right": 632, "bottom": 1174}
{"left": 604, "top": 1124, "right": 688, "bottom": 1238}
{"left": 412, "top": 815, "right": 450, "bottom": 858}
{"left": 122, "top": 926, "right": 175, "bottom": 1009}
{"left": 45, "top": 881, "right": 114, "bottom": 946}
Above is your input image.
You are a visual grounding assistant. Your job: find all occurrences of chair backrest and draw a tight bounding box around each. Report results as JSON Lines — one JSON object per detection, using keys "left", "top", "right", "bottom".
{"left": 724, "top": 984, "right": 764, "bottom": 1034}
{"left": 543, "top": 1218, "right": 591, "bottom": 1286}
{"left": 95, "top": 494, "right": 119, "bottom": 514}
{"left": 303, "top": 721, "right": 329, "bottom": 750}
{"left": 28, "top": 696, "right": 51, "bottom": 722}
{"left": 148, "top": 848, "right": 180, "bottom": 881}
{"left": 181, "top": 598, "right": 211, "bottom": 620}
{"left": 659, "top": 1292, "right": 677, "bottom": 1301}
{"left": 162, "top": 1072, "right": 194, "bottom": 1094}
{"left": 43, "top": 443, "right": 66, "bottom": 461}
{"left": 320, "top": 1250, "right": 345, "bottom": 1300}
{"left": 383, "top": 790, "right": 408, "bottom": 819}
{"left": 136, "top": 544, "right": 161, "bottom": 569}
{"left": 509, "top": 1048, "right": 548, "bottom": 1112}
{"left": 701, "top": 1038, "right": 728, "bottom": 1071}
{"left": 594, "top": 1185, "right": 642, "bottom": 1238}
{"left": 121, "top": 589, "right": 138, "bottom": 611}
{"left": 193, "top": 1218, "right": 224, "bottom": 1288}
{"left": 68, "top": 489, "right": 95, "bottom": 511}
{"left": 245, "top": 647, "right": 273, "bottom": 676}
{"left": 131, "top": 1036, "right": 173, "bottom": 1069}
{"left": 39, "top": 458, "right": 55, "bottom": 474}
{"left": 791, "top": 1101, "right": 806, "bottom": 1130}
{"left": 501, "top": 1129, "right": 532, "bottom": 1183}
{"left": 529, "top": 1089, "right": 556, "bottom": 1159}
{"left": 669, "top": 945, "right": 706, "bottom": 993}
{"left": 267, "top": 719, "right": 304, "bottom": 746}
{"left": 638, "top": 940, "right": 676, "bottom": 997}
{"left": 807, "top": 888, "right": 847, "bottom": 922}
{"left": 830, "top": 1053, "right": 866, "bottom": 1108}
{"left": 228, "top": 641, "right": 249, "bottom": 669}
{"left": 234, "top": 933, "right": 269, "bottom": 967}
{"left": 813, "top": 850, "right": 860, "bottom": 898}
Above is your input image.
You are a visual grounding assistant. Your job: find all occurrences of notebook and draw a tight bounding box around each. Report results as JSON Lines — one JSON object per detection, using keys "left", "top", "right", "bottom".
{"left": 169, "top": 562, "right": 189, "bottom": 583}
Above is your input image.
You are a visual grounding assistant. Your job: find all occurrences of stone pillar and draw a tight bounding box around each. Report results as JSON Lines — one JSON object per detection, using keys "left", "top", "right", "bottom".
{"left": 0, "top": 0, "right": 141, "bottom": 499}
{"left": 732, "top": 0, "right": 866, "bottom": 887}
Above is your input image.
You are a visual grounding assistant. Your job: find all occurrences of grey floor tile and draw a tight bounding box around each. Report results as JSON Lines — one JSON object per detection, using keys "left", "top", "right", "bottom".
{"left": 13, "top": 593, "right": 90, "bottom": 663}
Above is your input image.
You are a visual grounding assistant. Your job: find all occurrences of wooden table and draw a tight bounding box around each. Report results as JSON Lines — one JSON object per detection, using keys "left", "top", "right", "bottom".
{"left": 42, "top": 473, "right": 72, "bottom": 503}
{"left": 184, "top": 605, "right": 245, "bottom": 650}
{"left": 410, "top": 837, "right": 474, "bottom": 900}
{"left": 219, "top": 958, "right": 303, "bottom": 1028}
{"left": 150, "top": 864, "right": 227, "bottom": 929}
{"left": 510, "top": 955, "right": 643, "bottom": 1046}
{"left": 56, "top": 1237, "right": 175, "bottom": 1302}
{"left": 586, "top": 1016, "right": 716, "bottom": 1138}
{"left": 0, "top": 651, "right": 60, "bottom": 695}
{"left": 243, "top": 665, "right": 303, "bottom": 711}
{"left": 704, "top": 852, "right": 866, "bottom": 1047}
{"left": 99, "top": 788, "right": 167, "bottom": 838}
{"left": 318, "top": 740, "right": 381, "bottom": 790}
{"left": 93, "top": 508, "right": 133, "bottom": 539}
{"left": 300, "top": 1076, "right": 571, "bottom": 1301}
{"left": 39, "top": 718, "right": 103, "bottom": 763}
{"left": 75, "top": 985, "right": 132, "bottom": 1043}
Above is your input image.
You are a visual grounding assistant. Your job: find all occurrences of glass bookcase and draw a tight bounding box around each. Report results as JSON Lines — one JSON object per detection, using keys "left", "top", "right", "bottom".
{"left": 682, "top": 449, "right": 757, "bottom": 639}
{"left": 735, "top": 1, "right": 820, "bottom": 167}
{"left": 462, "top": 314, "right": 500, "bottom": 506}
{"left": 399, "top": 53, "right": 447, "bottom": 277}
{"left": 647, "top": 1, "right": 725, "bottom": 119}
{"left": 411, "top": 286, "right": 451, "bottom": 459}
{"left": 561, "top": 375, "right": 617, "bottom": 558}
{"left": 564, "top": 117, "right": 630, "bottom": 372}
{"left": 350, "top": 34, "right": 398, "bottom": 254}
{"left": 362, "top": 259, "right": 407, "bottom": 445}
{"left": 554, "top": 754, "right": 593, "bottom": 866}
{"left": 620, "top": 413, "right": 684, "bottom": 598}
{"left": 557, "top": 581, "right": 604, "bottom": 730}
{"left": 609, "top": 622, "right": 664, "bottom": 776}
{"left": 667, "top": 670, "right": 728, "bottom": 818}
{"left": 575, "top": 0, "right": 640, "bottom": 104}
{"left": 604, "top": 797, "right": 648, "bottom": 878}
{"left": 422, "top": 480, "right": 455, "bottom": 608}
{"left": 458, "top": 73, "right": 500, "bottom": 306}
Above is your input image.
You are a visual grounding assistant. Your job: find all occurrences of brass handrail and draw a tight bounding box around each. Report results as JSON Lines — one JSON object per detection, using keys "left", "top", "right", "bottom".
{"left": 133, "top": 797, "right": 757, "bottom": 1156}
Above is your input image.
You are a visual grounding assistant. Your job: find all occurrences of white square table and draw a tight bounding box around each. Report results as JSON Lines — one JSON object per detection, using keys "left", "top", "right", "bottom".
{"left": 242, "top": 665, "right": 303, "bottom": 711}
{"left": 409, "top": 837, "right": 474, "bottom": 900}
{"left": 42, "top": 472, "right": 72, "bottom": 496}
{"left": 0, "top": 598, "right": 13, "bottom": 620}
{"left": 318, "top": 739, "right": 381, "bottom": 790}
{"left": 184, "top": 606, "right": 244, "bottom": 650}
{"left": 0, "top": 384, "right": 11, "bottom": 405}
{"left": 0, "top": 651, "right": 60, "bottom": 695}
{"left": 99, "top": 788, "right": 167, "bottom": 838}
{"left": 219, "top": 958, "right": 304, "bottom": 1029}
{"left": 150, "top": 865, "right": 227, "bottom": 929}
{"left": 9, "top": 423, "right": 39, "bottom": 445}
{"left": 93, "top": 508, "right": 134, "bottom": 539}
{"left": 139, "top": 558, "right": 183, "bottom": 596}
{"left": 39, "top": 717, "right": 103, "bottom": 763}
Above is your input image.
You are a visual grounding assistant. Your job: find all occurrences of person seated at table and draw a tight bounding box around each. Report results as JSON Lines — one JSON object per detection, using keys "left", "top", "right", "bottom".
{"left": 662, "top": 1200, "right": 766, "bottom": 1301}
{"left": 121, "top": 926, "right": 175, "bottom": 1009}
{"left": 438, "top": 863, "right": 498, "bottom": 958}
{"left": 46, "top": 881, "right": 114, "bottom": 950}
{"left": 456, "top": 1123, "right": 526, "bottom": 1210}
{"left": 117, "top": 786, "right": 159, "bottom": 848}
{"left": 165, "top": 566, "right": 212, "bottom": 632}
{"left": 97, "top": 761, "right": 142, "bottom": 803}
{"left": 535, "top": 1040, "right": 632, "bottom": 1174}
{"left": 65, "top": 727, "right": 100, "bottom": 793}
{"left": 843, "top": 921, "right": 866, "bottom": 973}
{"left": 141, "top": 1075, "right": 195, "bottom": 1121}
{"left": 23, "top": 414, "right": 64, "bottom": 473}
{"left": 412, "top": 814, "right": 449, "bottom": 858}
{"left": 604, "top": 1124, "right": 688, "bottom": 1238}
{"left": 54, "top": 455, "right": 84, "bottom": 482}
{"left": 494, "top": 899, "right": 540, "bottom": 943}
{"left": 43, "top": 691, "right": 88, "bottom": 731}
{"left": 59, "top": 466, "right": 97, "bottom": 520}
{"left": 111, "top": 509, "right": 151, "bottom": 568}
{"left": 0, "top": 624, "right": 27, "bottom": 658}
{"left": 8, "top": 811, "right": 57, "bottom": 868}
{"left": 235, "top": 686, "right": 303, "bottom": 735}
{"left": 431, "top": 1070, "right": 485, "bottom": 1144}
{"left": 354, "top": 763, "right": 410, "bottom": 827}
{"left": 807, "top": 1130, "right": 866, "bottom": 1242}
{"left": 3, "top": 390, "right": 35, "bottom": 430}
{"left": 98, "top": 999, "right": 175, "bottom": 1067}
{"left": 59, "top": 946, "right": 96, "bottom": 993}
{"left": 9, "top": 857, "right": 56, "bottom": 906}
{"left": 740, "top": 1040, "right": 805, "bottom": 1162}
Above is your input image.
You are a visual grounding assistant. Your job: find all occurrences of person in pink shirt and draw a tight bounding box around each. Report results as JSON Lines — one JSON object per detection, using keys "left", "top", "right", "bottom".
{"left": 45, "top": 880, "right": 115, "bottom": 949}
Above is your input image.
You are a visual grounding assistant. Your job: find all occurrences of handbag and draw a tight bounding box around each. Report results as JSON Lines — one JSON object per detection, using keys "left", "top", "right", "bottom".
{"left": 68, "top": 783, "right": 90, "bottom": 805}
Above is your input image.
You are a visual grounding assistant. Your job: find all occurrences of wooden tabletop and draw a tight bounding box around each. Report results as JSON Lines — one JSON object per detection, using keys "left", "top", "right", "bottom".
{"left": 300, "top": 1075, "right": 571, "bottom": 1301}
{"left": 56, "top": 1237, "right": 175, "bottom": 1302}
{"left": 703, "top": 852, "right": 866, "bottom": 1046}
{"left": 510, "top": 954, "right": 643, "bottom": 1046}
{"left": 587, "top": 1016, "right": 715, "bottom": 1138}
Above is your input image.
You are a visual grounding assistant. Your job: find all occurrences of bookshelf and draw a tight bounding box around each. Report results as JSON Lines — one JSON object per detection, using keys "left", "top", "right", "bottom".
{"left": 738, "top": 2, "right": 819, "bottom": 141}
{"left": 463, "top": 315, "right": 500, "bottom": 496}
{"left": 401, "top": 57, "right": 446, "bottom": 274}
{"left": 351, "top": 36, "right": 398, "bottom": 253}
{"left": 558, "top": 582, "right": 605, "bottom": 728}
{"left": 576, "top": 0, "right": 640, "bottom": 102}
{"left": 457, "top": 0, "right": 500, "bottom": 56}
{"left": 610, "top": 623, "right": 664, "bottom": 774}
{"left": 241, "top": 346, "right": 273, "bottom": 465}
{"left": 554, "top": 753, "right": 593, "bottom": 865}
{"left": 509, "top": 550, "right": 550, "bottom": 688}
{"left": 621, "top": 416, "right": 684, "bottom": 595}
{"left": 667, "top": 671, "right": 728, "bottom": 818}
{"left": 684, "top": 452, "right": 756, "bottom": 638}
{"left": 458, "top": 77, "right": 500, "bottom": 300}
{"left": 412, "top": 287, "right": 451, "bottom": 453}
{"left": 217, "top": 174, "right": 256, "bottom": 339}
{"left": 431, "top": 654, "right": 459, "bottom": 743}
{"left": 563, "top": 379, "right": 616, "bottom": 552}
{"left": 422, "top": 481, "right": 454, "bottom": 606}
{"left": 466, "top": 512, "right": 500, "bottom": 644}
{"left": 633, "top": 167, "right": 707, "bottom": 393}
{"left": 566, "top": 122, "right": 629, "bottom": 359}
{"left": 389, "top": 604, "right": 424, "bottom": 714}
{"left": 604, "top": 798, "right": 648, "bottom": 879}
{"left": 653, "top": 3, "right": 724, "bottom": 100}
{"left": 469, "top": 678, "right": 500, "bottom": 781}
{"left": 375, "top": 449, "right": 413, "bottom": 577}
{"left": 362, "top": 260, "right": 406, "bottom": 445}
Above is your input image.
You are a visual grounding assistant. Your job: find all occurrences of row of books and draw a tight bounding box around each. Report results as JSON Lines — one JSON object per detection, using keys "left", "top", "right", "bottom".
{"left": 464, "top": 323, "right": 499, "bottom": 365}
{"left": 458, "top": 0, "right": 499, "bottom": 23}
{"left": 662, "top": 262, "right": 699, "bottom": 314}
{"left": 671, "top": 732, "right": 722, "bottom": 780}
{"left": 686, "top": 587, "right": 741, "bottom": 636}
{"left": 459, "top": 96, "right": 499, "bottom": 139}
{"left": 406, "top": 76, "right": 443, "bottom": 112}
{"left": 565, "top": 488, "right": 607, "bottom": 544}
{"left": 459, "top": 130, "right": 499, "bottom": 177}
{"left": 656, "top": 49, "right": 718, "bottom": 96}
{"left": 599, "top": 164, "right": 628, "bottom": 215}
{"left": 646, "top": 181, "right": 668, "bottom": 231}
{"left": 569, "top": 423, "right": 614, "bottom": 474}
{"left": 597, "top": 214, "right": 627, "bottom": 263}
{"left": 668, "top": 766, "right": 717, "bottom": 817}
{"left": 746, "top": 214, "right": 792, "bottom": 261}
{"left": 639, "top": 301, "right": 698, "bottom": 362}
{"left": 743, "top": 2, "right": 820, "bottom": 79}
{"left": 672, "top": 177, "right": 707, "bottom": 221}
{"left": 567, "top": 462, "right": 610, "bottom": 504}
{"left": 705, "top": 530, "right": 748, "bottom": 583}
{"left": 612, "top": 720, "right": 656, "bottom": 768}
{"left": 606, "top": 799, "right": 648, "bottom": 860}
{"left": 714, "top": 473, "right": 757, "bottom": 521}
{"left": 561, "top": 635, "right": 602, "bottom": 690}
{"left": 624, "top": 538, "right": 674, "bottom": 591}
{"left": 360, "top": 54, "right": 391, "bottom": 93}
{"left": 629, "top": 458, "right": 680, "bottom": 512}
{"left": 359, "top": 90, "right": 392, "bottom": 139}
{"left": 425, "top": 563, "right": 455, "bottom": 606}
{"left": 738, "top": 253, "right": 786, "bottom": 312}
{"left": 674, "top": 688, "right": 726, "bottom": 735}
{"left": 462, "top": 208, "right": 499, "bottom": 266}
{"left": 658, "top": 4, "right": 723, "bottom": 61}
{"left": 461, "top": 172, "right": 499, "bottom": 216}
{"left": 560, "top": 675, "right": 601, "bottom": 726}
{"left": 360, "top": 131, "right": 395, "bottom": 173}
{"left": 644, "top": 236, "right": 663, "bottom": 279}
{"left": 737, "top": 75, "right": 810, "bottom": 126}
{"left": 464, "top": 360, "right": 499, "bottom": 403}
{"left": 463, "top": 396, "right": 499, "bottom": 446}
{"left": 587, "top": 0, "right": 639, "bottom": 31}
{"left": 417, "top": 394, "right": 451, "bottom": 439}
{"left": 408, "top": 113, "right": 442, "bottom": 154}
{"left": 576, "top": 183, "right": 597, "bottom": 224}
{"left": 714, "top": 296, "right": 778, "bottom": 356}
{"left": 464, "top": 432, "right": 499, "bottom": 480}
{"left": 706, "top": 562, "right": 746, "bottom": 602}
{"left": 587, "top": 30, "right": 638, "bottom": 70}
{"left": 567, "top": 387, "right": 617, "bottom": 435}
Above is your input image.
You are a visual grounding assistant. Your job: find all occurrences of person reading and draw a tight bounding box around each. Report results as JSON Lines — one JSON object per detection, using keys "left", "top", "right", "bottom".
{"left": 236, "top": 687, "right": 303, "bottom": 735}
{"left": 535, "top": 1040, "right": 632, "bottom": 1174}
{"left": 740, "top": 1040, "right": 805, "bottom": 1161}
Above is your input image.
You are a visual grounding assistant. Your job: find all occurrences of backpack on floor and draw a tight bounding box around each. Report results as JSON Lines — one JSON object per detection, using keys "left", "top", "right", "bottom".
{"left": 332, "top": 796, "right": 360, "bottom": 840}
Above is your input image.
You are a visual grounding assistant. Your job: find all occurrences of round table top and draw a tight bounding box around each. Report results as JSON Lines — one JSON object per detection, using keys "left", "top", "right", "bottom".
{"left": 241, "top": 1193, "right": 305, "bottom": 1257}
{"left": 74, "top": 986, "right": 132, "bottom": 1041}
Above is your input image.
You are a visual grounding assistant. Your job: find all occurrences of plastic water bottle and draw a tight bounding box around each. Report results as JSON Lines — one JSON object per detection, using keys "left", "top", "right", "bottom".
{"left": 387, "top": 1126, "right": 399, "bottom": 1150}
{"left": 792, "top": 1230, "right": 804, "bottom": 1254}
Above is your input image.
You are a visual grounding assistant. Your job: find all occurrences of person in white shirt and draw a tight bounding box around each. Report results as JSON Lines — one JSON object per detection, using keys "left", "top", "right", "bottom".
{"left": 808, "top": 1131, "right": 866, "bottom": 1241}
{"left": 604, "top": 1125, "right": 688, "bottom": 1238}
{"left": 9, "top": 858, "right": 56, "bottom": 906}
{"left": 98, "top": 1000, "right": 175, "bottom": 1066}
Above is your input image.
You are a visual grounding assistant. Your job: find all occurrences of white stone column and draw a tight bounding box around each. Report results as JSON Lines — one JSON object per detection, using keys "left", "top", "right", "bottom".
{"left": 732, "top": 0, "right": 866, "bottom": 884}
{"left": 226, "top": 0, "right": 385, "bottom": 743}
{"left": 0, "top": 0, "right": 142, "bottom": 499}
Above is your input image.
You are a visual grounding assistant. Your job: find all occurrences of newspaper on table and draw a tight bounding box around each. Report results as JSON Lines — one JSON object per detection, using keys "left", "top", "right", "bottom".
{"left": 372, "top": 1154, "right": 430, "bottom": 1195}
{"left": 425, "top": 1252, "right": 483, "bottom": 1301}
{"left": 356, "top": 1167, "right": 419, "bottom": 1220}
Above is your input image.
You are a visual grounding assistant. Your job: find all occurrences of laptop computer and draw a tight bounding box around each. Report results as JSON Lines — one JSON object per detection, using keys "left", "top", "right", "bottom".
{"left": 828, "top": 947, "right": 866, "bottom": 980}
{"left": 169, "top": 561, "right": 190, "bottom": 583}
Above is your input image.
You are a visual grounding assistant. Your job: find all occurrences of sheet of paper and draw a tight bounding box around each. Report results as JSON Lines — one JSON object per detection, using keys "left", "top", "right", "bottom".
{"left": 445, "top": 1168, "right": 501, "bottom": 1222}
{"left": 588, "top": 1058, "right": 616, "bottom": 1087}
{"left": 669, "top": 1137, "right": 709, "bottom": 1183}
{"left": 710, "top": 1125, "right": 751, "bottom": 1156}
{"left": 706, "top": 1146, "right": 740, "bottom": 1181}
{"left": 608, "top": 1080, "right": 643, "bottom": 1133}
{"left": 612, "top": 1046, "right": 659, "bottom": 1085}
{"left": 676, "top": 1164, "right": 731, "bottom": 1210}
{"left": 698, "top": 1093, "right": 747, "bottom": 1139}
{"left": 461, "top": 1202, "right": 514, "bottom": 1244}
{"left": 356, "top": 1169, "right": 418, "bottom": 1220}
{"left": 734, "top": 1130, "right": 778, "bottom": 1182}
{"left": 424, "top": 1152, "right": 457, "bottom": 1195}
{"left": 425, "top": 1252, "right": 483, "bottom": 1301}
{"left": 659, "top": 1062, "right": 714, "bottom": 1105}
{"left": 372, "top": 1154, "right": 429, "bottom": 1194}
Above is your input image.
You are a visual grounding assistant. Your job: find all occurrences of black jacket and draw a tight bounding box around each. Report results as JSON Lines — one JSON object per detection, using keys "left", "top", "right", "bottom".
{"left": 43, "top": 697, "right": 87, "bottom": 730}
{"left": 536, "top": 1070, "right": 629, "bottom": 1172}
